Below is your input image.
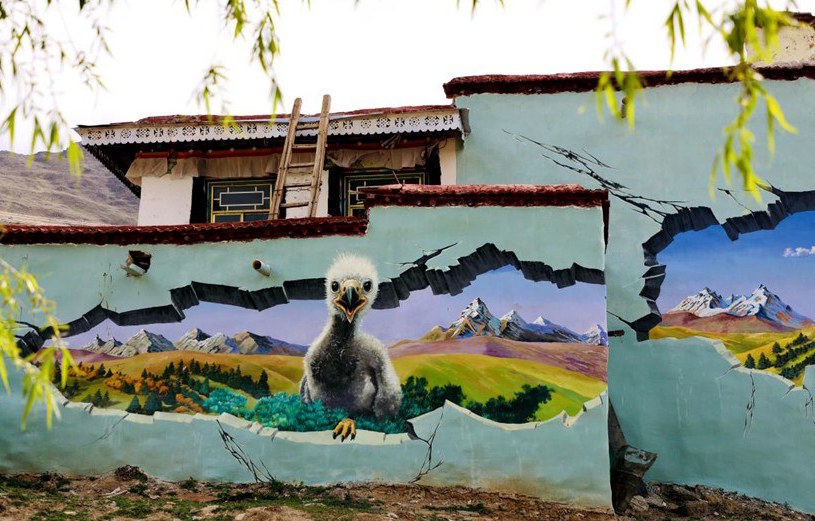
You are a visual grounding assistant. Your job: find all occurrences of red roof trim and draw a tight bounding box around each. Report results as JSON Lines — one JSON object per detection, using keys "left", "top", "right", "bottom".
{"left": 361, "top": 184, "right": 608, "bottom": 209}
{"left": 443, "top": 65, "right": 815, "bottom": 98}
{"left": 0, "top": 217, "right": 367, "bottom": 246}
{"left": 0, "top": 185, "right": 607, "bottom": 246}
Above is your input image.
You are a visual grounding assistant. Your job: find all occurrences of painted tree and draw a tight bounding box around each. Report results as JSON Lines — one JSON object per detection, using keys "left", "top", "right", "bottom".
{"left": 745, "top": 353, "right": 757, "bottom": 368}
{"left": 257, "top": 371, "right": 269, "bottom": 396}
{"left": 142, "top": 392, "right": 163, "bottom": 416}
{"left": 757, "top": 353, "right": 772, "bottom": 369}
{"left": 126, "top": 396, "right": 142, "bottom": 414}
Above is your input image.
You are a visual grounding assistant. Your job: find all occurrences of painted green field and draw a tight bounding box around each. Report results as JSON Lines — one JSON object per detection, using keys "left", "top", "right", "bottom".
{"left": 392, "top": 353, "right": 606, "bottom": 420}
{"left": 651, "top": 325, "right": 815, "bottom": 385}
{"left": 67, "top": 350, "right": 605, "bottom": 423}
{"left": 649, "top": 325, "right": 814, "bottom": 353}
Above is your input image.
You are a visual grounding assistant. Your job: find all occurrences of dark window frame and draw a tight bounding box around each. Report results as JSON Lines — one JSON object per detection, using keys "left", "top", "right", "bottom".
{"left": 205, "top": 178, "right": 276, "bottom": 223}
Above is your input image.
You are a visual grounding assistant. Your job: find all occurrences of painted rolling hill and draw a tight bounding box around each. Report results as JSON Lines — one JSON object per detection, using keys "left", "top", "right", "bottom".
{"left": 389, "top": 336, "right": 607, "bottom": 381}
{"left": 660, "top": 285, "right": 814, "bottom": 333}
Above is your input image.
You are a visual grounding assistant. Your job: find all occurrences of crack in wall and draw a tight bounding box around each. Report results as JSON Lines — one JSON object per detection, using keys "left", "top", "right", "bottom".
{"left": 505, "top": 132, "right": 688, "bottom": 223}
{"left": 744, "top": 373, "right": 756, "bottom": 436}
{"left": 19, "top": 242, "right": 605, "bottom": 353}
{"left": 509, "top": 131, "right": 815, "bottom": 341}
{"left": 407, "top": 407, "right": 446, "bottom": 483}
{"left": 216, "top": 420, "right": 276, "bottom": 483}
{"left": 803, "top": 385, "right": 815, "bottom": 427}
{"left": 87, "top": 413, "right": 129, "bottom": 445}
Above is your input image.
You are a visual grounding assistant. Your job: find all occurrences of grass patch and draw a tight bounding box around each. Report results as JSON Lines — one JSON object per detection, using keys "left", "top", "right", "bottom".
{"left": 110, "top": 497, "right": 155, "bottom": 517}
{"left": 426, "top": 502, "right": 490, "bottom": 515}
{"left": 128, "top": 482, "right": 148, "bottom": 496}
{"left": 179, "top": 477, "right": 198, "bottom": 491}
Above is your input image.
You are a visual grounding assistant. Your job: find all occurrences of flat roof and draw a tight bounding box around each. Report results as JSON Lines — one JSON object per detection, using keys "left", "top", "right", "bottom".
{"left": 0, "top": 185, "right": 607, "bottom": 245}
{"left": 444, "top": 64, "right": 815, "bottom": 98}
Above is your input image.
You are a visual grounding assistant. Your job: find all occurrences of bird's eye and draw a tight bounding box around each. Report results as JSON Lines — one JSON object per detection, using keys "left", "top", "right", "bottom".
{"left": 363, "top": 280, "right": 372, "bottom": 292}
{"left": 330, "top": 281, "right": 339, "bottom": 292}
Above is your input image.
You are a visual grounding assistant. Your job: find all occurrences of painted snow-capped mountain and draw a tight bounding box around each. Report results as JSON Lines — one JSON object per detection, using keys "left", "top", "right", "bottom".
{"left": 669, "top": 287, "right": 728, "bottom": 317}
{"left": 501, "top": 310, "right": 583, "bottom": 343}
{"left": 448, "top": 298, "right": 503, "bottom": 337}
{"left": 422, "top": 298, "right": 604, "bottom": 345}
{"left": 174, "top": 328, "right": 210, "bottom": 351}
{"left": 581, "top": 324, "right": 608, "bottom": 346}
{"left": 231, "top": 331, "right": 307, "bottom": 356}
{"left": 79, "top": 329, "right": 306, "bottom": 357}
{"left": 663, "top": 285, "right": 815, "bottom": 333}
{"left": 84, "top": 329, "right": 175, "bottom": 357}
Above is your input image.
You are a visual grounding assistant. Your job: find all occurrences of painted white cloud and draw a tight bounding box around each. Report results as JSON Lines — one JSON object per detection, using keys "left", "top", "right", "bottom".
{"left": 783, "top": 246, "right": 815, "bottom": 257}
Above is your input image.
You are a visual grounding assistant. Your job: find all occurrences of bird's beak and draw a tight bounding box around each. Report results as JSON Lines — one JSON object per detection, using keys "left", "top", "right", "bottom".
{"left": 333, "top": 280, "right": 367, "bottom": 322}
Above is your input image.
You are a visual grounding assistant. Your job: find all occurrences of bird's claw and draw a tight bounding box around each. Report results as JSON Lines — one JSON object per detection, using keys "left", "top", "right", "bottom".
{"left": 332, "top": 418, "right": 356, "bottom": 442}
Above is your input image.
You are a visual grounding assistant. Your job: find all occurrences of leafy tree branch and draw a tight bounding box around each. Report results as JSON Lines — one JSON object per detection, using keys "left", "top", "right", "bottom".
{"left": 0, "top": 255, "right": 73, "bottom": 428}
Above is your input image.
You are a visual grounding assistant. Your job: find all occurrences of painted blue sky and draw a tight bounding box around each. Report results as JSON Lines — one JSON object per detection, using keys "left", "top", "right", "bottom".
{"left": 64, "top": 265, "right": 607, "bottom": 348}
{"left": 658, "top": 210, "right": 815, "bottom": 317}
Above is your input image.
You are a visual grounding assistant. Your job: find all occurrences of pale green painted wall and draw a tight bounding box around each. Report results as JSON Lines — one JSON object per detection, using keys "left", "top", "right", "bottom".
{"left": 455, "top": 78, "right": 815, "bottom": 513}
{"left": 2, "top": 206, "right": 603, "bottom": 324}
{"left": 0, "top": 203, "right": 611, "bottom": 509}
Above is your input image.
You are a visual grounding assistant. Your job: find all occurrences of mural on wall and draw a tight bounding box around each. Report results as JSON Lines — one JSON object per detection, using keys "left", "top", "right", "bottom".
{"left": 650, "top": 210, "right": 815, "bottom": 384}
{"left": 44, "top": 250, "right": 607, "bottom": 437}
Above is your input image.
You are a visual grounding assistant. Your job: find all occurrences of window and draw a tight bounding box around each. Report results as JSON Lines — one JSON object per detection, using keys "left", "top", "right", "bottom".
{"left": 207, "top": 179, "right": 275, "bottom": 223}
{"left": 340, "top": 169, "right": 426, "bottom": 216}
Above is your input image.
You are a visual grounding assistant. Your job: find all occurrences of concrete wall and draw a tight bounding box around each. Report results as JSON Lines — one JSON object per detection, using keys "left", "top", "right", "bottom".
{"left": 0, "top": 202, "right": 611, "bottom": 509}
{"left": 454, "top": 78, "right": 815, "bottom": 513}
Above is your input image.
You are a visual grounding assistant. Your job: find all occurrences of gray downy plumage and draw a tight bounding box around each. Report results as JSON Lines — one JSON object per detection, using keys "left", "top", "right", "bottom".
{"left": 300, "top": 253, "right": 402, "bottom": 420}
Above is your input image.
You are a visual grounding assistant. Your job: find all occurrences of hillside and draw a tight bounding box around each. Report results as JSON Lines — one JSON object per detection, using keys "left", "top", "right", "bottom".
{"left": 650, "top": 325, "right": 815, "bottom": 385}
{"left": 658, "top": 311, "right": 793, "bottom": 334}
{"left": 392, "top": 353, "right": 606, "bottom": 419}
{"left": 0, "top": 151, "right": 138, "bottom": 225}
{"left": 389, "top": 336, "right": 607, "bottom": 381}
{"left": 69, "top": 349, "right": 606, "bottom": 422}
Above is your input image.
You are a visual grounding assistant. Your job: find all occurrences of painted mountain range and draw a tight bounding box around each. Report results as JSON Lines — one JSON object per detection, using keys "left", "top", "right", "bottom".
{"left": 661, "top": 285, "right": 815, "bottom": 333}
{"left": 420, "top": 297, "right": 606, "bottom": 345}
{"left": 80, "top": 329, "right": 307, "bottom": 358}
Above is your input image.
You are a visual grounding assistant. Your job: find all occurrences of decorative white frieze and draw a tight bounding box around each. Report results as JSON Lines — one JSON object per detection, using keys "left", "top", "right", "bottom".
{"left": 77, "top": 109, "right": 462, "bottom": 146}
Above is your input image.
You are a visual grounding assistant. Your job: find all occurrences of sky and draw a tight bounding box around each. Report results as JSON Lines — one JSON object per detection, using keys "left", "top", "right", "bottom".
{"left": 65, "top": 265, "right": 606, "bottom": 347}
{"left": 5, "top": 0, "right": 812, "bottom": 152}
{"left": 658, "top": 210, "right": 815, "bottom": 317}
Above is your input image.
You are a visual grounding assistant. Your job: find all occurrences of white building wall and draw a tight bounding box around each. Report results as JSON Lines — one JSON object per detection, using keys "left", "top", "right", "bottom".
{"left": 137, "top": 176, "right": 194, "bottom": 226}
{"left": 438, "top": 138, "right": 458, "bottom": 185}
{"left": 754, "top": 24, "right": 815, "bottom": 65}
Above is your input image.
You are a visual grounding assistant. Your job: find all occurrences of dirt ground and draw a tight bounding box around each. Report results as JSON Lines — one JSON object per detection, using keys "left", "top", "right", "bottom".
{"left": 0, "top": 468, "right": 811, "bottom": 521}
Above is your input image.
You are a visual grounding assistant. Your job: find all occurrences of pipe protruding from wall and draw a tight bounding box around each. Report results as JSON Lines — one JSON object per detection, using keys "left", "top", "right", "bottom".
{"left": 253, "top": 259, "right": 272, "bottom": 277}
{"left": 123, "top": 250, "right": 152, "bottom": 277}
{"left": 122, "top": 263, "right": 147, "bottom": 277}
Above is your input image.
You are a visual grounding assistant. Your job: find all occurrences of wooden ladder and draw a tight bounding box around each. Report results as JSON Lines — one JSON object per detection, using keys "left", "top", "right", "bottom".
{"left": 270, "top": 95, "right": 331, "bottom": 219}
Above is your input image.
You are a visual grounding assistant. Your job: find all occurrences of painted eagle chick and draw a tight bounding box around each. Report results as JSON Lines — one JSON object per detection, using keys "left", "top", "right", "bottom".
{"left": 299, "top": 253, "right": 402, "bottom": 441}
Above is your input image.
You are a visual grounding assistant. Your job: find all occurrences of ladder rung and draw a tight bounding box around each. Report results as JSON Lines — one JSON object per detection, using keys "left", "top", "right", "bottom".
{"left": 296, "top": 122, "right": 319, "bottom": 129}
{"left": 288, "top": 162, "right": 315, "bottom": 169}
{"left": 292, "top": 144, "right": 317, "bottom": 151}
{"left": 280, "top": 201, "right": 309, "bottom": 209}
{"left": 285, "top": 183, "right": 313, "bottom": 188}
